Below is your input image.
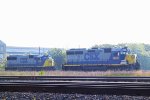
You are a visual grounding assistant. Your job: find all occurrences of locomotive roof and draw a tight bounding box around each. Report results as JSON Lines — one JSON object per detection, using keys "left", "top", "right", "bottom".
{"left": 68, "top": 47, "right": 128, "bottom": 51}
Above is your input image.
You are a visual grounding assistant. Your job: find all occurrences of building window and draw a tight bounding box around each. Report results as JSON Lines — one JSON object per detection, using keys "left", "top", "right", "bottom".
{"left": 0, "top": 54, "right": 3, "bottom": 59}
{"left": 0, "top": 47, "right": 3, "bottom": 52}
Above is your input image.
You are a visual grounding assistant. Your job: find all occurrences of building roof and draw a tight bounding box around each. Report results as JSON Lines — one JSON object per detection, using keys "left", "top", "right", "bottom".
{"left": 0, "top": 40, "right": 6, "bottom": 46}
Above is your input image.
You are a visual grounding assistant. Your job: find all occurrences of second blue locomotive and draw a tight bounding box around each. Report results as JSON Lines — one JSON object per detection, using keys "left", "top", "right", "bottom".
{"left": 5, "top": 54, "right": 55, "bottom": 71}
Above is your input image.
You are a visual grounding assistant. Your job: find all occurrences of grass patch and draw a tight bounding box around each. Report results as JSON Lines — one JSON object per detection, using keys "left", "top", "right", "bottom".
{"left": 0, "top": 70, "right": 150, "bottom": 76}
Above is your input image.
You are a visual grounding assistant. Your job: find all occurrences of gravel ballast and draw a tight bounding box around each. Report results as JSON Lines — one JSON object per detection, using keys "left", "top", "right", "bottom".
{"left": 0, "top": 92, "right": 150, "bottom": 100}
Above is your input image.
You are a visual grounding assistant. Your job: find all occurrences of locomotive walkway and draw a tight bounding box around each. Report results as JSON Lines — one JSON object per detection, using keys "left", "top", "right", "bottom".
{"left": 0, "top": 76, "right": 150, "bottom": 96}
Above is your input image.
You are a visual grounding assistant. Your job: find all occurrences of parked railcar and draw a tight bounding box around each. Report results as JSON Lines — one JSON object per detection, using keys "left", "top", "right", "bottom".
{"left": 62, "top": 47, "right": 140, "bottom": 71}
{"left": 5, "top": 54, "right": 55, "bottom": 71}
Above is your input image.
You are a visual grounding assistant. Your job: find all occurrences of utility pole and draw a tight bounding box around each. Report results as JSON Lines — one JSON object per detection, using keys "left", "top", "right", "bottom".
{"left": 39, "top": 47, "right": 40, "bottom": 55}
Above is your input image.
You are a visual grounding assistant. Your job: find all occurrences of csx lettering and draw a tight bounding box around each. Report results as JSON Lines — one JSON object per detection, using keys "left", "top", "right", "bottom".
{"left": 84, "top": 53, "right": 99, "bottom": 60}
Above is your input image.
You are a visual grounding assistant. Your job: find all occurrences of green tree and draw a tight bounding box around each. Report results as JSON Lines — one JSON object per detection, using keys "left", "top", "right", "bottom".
{"left": 48, "top": 48, "right": 66, "bottom": 70}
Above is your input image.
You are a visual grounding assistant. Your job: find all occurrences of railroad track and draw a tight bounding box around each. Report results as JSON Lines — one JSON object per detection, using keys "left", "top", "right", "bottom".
{"left": 0, "top": 76, "right": 150, "bottom": 96}
{"left": 1, "top": 76, "right": 150, "bottom": 82}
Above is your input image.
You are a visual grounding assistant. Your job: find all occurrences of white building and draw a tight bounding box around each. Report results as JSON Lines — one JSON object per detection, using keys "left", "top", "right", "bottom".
{"left": 0, "top": 40, "right": 6, "bottom": 60}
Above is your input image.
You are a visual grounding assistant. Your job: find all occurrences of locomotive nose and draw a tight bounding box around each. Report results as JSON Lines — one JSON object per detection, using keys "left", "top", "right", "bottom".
{"left": 125, "top": 54, "right": 137, "bottom": 64}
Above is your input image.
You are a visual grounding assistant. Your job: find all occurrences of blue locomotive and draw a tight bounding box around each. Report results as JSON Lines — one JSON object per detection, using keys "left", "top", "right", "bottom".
{"left": 5, "top": 54, "right": 55, "bottom": 71}
{"left": 62, "top": 47, "right": 140, "bottom": 71}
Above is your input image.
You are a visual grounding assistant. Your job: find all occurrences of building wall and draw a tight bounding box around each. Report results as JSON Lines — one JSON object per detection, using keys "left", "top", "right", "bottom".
{"left": 0, "top": 40, "right": 6, "bottom": 60}
{"left": 6, "top": 46, "right": 50, "bottom": 55}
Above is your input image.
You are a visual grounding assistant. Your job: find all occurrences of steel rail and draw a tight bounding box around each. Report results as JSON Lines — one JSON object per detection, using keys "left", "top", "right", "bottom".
{"left": 0, "top": 81, "right": 150, "bottom": 96}
{"left": 1, "top": 76, "right": 150, "bottom": 82}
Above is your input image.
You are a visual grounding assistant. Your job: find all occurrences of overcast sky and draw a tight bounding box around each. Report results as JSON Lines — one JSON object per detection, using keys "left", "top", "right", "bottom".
{"left": 0, "top": 0, "right": 150, "bottom": 48}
